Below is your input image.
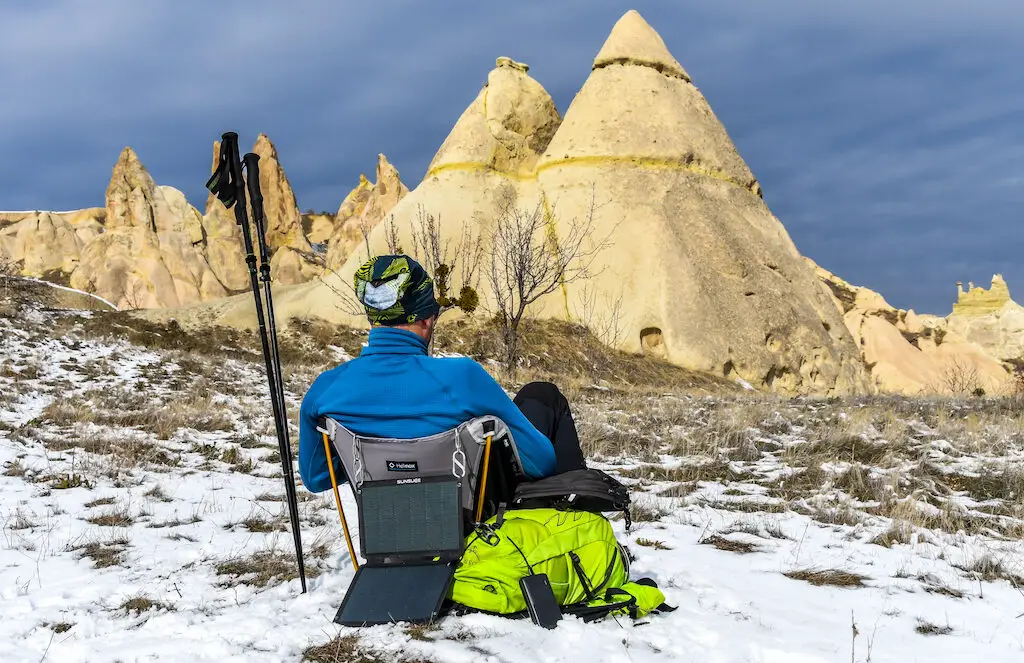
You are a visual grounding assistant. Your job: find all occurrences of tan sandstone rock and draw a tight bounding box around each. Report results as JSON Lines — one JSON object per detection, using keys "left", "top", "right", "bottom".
{"left": 70, "top": 147, "right": 225, "bottom": 309}
{"left": 163, "top": 11, "right": 1007, "bottom": 397}
{"left": 0, "top": 212, "right": 84, "bottom": 277}
{"left": 813, "top": 262, "right": 1010, "bottom": 394}
{"left": 325, "top": 155, "right": 410, "bottom": 270}
{"left": 196, "top": 55, "right": 561, "bottom": 333}
{"left": 528, "top": 11, "right": 864, "bottom": 393}
{"left": 202, "top": 141, "right": 250, "bottom": 293}
{"left": 304, "top": 214, "right": 337, "bottom": 244}
{"left": 251, "top": 134, "right": 320, "bottom": 285}
{"left": 946, "top": 275, "right": 1024, "bottom": 363}
{"left": 193, "top": 14, "right": 867, "bottom": 395}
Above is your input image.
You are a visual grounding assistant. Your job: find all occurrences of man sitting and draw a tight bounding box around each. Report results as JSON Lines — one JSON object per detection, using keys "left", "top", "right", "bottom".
{"left": 297, "top": 254, "right": 586, "bottom": 493}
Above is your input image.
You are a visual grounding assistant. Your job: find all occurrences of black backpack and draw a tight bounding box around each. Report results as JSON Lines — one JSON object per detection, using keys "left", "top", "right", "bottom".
{"left": 509, "top": 468, "right": 633, "bottom": 530}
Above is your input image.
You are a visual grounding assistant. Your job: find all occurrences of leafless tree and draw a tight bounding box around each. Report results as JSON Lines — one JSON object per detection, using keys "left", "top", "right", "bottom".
{"left": 382, "top": 215, "right": 402, "bottom": 255}
{"left": 486, "top": 186, "right": 611, "bottom": 376}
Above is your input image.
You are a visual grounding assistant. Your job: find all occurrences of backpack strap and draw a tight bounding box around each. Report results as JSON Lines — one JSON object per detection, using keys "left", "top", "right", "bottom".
{"left": 568, "top": 551, "right": 597, "bottom": 602}
{"left": 562, "top": 587, "right": 639, "bottom": 623}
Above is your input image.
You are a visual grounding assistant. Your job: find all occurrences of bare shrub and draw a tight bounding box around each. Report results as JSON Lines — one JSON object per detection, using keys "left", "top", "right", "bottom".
{"left": 408, "top": 206, "right": 482, "bottom": 317}
{"left": 322, "top": 206, "right": 482, "bottom": 322}
{"left": 940, "top": 357, "right": 982, "bottom": 396}
{"left": 573, "top": 283, "right": 625, "bottom": 347}
{"left": 485, "top": 186, "right": 611, "bottom": 377}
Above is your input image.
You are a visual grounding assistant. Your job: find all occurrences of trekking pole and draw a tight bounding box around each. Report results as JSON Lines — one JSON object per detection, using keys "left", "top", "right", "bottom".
{"left": 206, "top": 132, "right": 307, "bottom": 593}
{"left": 241, "top": 151, "right": 307, "bottom": 591}
{"left": 321, "top": 433, "right": 359, "bottom": 572}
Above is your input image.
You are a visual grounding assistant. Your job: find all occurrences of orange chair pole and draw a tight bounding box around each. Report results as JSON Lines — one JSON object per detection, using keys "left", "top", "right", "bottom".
{"left": 322, "top": 433, "right": 359, "bottom": 572}
{"left": 474, "top": 434, "right": 494, "bottom": 523}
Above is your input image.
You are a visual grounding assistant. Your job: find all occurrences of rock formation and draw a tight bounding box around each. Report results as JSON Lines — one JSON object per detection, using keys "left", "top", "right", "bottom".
{"left": 15, "top": 9, "right": 1012, "bottom": 398}
{"left": 251, "top": 134, "right": 321, "bottom": 285}
{"left": 304, "top": 213, "right": 337, "bottom": 244}
{"left": 946, "top": 275, "right": 1024, "bottom": 364}
{"left": 70, "top": 147, "right": 226, "bottom": 309}
{"left": 812, "top": 261, "right": 1011, "bottom": 394}
{"left": 325, "top": 154, "right": 410, "bottom": 270}
{"left": 0, "top": 212, "right": 87, "bottom": 278}
{"left": 201, "top": 141, "right": 250, "bottom": 293}
{"left": 199, "top": 12, "right": 869, "bottom": 395}
{"left": 523, "top": 9, "right": 867, "bottom": 394}
{"left": 0, "top": 208, "right": 105, "bottom": 279}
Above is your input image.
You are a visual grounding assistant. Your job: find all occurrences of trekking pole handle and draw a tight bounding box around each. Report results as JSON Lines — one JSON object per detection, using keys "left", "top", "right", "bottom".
{"left": 242, "top": 153, "right": 267, "bottom": 238}
{"left": 242, "top": 153, "right": 263, "bottom": 211}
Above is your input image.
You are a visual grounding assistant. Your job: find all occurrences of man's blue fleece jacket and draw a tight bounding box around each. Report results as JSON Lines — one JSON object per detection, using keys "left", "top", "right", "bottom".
{"left": 297, "top": 327, "right": 557, "bottom": 493}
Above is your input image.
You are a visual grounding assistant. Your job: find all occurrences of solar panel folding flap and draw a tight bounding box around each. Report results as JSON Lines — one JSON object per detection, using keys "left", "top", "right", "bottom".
{"left": 334, "top": 563, "right": 456, "bottom": 626}
{"left": 334, "top": 475, "right": 464, "bottom": 626}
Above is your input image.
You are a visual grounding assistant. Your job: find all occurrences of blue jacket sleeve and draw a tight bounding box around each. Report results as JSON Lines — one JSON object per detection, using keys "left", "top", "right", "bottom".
{"left": 297, "top": 370, "right": 345, "bottom": 493}
{"left": 459, "top": 362, "right": 557, "bottom": 479}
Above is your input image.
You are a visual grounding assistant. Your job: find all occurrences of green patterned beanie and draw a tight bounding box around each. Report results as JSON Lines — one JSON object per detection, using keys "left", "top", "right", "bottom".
{"left": 354, "top": 255, "right": 440, "bottom": 325}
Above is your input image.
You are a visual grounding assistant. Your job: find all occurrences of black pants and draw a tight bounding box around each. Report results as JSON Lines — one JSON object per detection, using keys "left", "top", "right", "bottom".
{"left": 514, "top": 382, "right": 587, "bottom": 473}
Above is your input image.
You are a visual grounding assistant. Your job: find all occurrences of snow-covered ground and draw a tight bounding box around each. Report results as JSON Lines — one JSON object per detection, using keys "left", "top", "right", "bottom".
{"left": 2, "top": 300, "right": 1023, "bottom": 662}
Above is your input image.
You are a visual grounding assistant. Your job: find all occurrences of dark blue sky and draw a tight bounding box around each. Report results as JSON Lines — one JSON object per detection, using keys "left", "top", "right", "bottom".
{"left": 1, "top": 1, "right": 1021, "bottom": 314}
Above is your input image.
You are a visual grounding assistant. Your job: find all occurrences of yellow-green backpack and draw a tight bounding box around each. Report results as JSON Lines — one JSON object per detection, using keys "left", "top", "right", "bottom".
{"left": 448, "top": 508, "right": 670, "bottom": 621}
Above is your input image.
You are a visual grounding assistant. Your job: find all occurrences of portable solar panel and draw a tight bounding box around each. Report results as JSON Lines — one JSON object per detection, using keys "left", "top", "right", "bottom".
{"left": 334, "top": 475, "right": 464, "bottom": 626}
{"left": 357, "top": 475, "right": 465, "bottom": 563}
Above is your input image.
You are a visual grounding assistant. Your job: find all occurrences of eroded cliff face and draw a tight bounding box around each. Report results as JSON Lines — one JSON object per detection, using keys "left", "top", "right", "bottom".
{"left": 812, "top": 261, "right": 1011, "bottom": 394}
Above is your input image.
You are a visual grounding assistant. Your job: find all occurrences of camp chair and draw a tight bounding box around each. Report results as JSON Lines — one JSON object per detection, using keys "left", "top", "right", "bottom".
{"left": 316, "top": 415, "right": 526, "bottom": 626}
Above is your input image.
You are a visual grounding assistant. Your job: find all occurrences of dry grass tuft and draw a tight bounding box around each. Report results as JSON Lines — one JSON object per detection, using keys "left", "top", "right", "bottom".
{"left": 148, "top": 514, "right": 201, "bottom": 528}
{"left": 120, "top": 594, "right": 175, "bottom": 615}
{"left": 302, "top": 633, "right": 439, "bottom": 663}
{"left": 700, "top": 535, "right": 758, "bottom": 554}
{"left": 3, "top": 459, "right": 27, "bottom": 477}
{"left": 215, "top": 550, "right": 320, "bottom": 588}
{"left": 634, "top": 538, "right": 673, "bottom": 550}
{"left": 953, "top": 554, "right": 1024, "bottom": 584}
{"left": 239, "top": 514, "right": 287, "bottom": 533}
{"left": 784, "top": 569, "right": 867, "bottom": 587}
{"left": 85, "top": 504, "right": 134, "bottom": 527}
{"left": 628, "top": 496, "right": 672, "bottom": 523}
{"left": 69, "top": 535, "right": 130, "bottom": 568}
{"left": 915, "top": 619, "right": 954, "bottom": 636}
{"left": 84, "top": 496, "right": 117, "bottom": 508}
{"left": 871, "top": 522, "right": 914, "bottom": 548}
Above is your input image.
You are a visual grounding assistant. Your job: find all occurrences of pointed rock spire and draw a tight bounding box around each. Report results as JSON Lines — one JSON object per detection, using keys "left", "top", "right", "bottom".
{"left": 326, "top": 154, "right": 409, "bottom": 270}
{"left": 538, "top": 11, "right": 757, "bottom": 193}
{"left": 593, "top": 10, "right": 690, "bottom": 81}
{"left": 427, "top": 57, "right": 561, "bottom": 177}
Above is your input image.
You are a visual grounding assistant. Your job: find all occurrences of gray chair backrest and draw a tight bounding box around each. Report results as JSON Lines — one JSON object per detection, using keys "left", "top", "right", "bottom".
{"left": 317, "top": 416, "right": 523, "bottom": 513}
